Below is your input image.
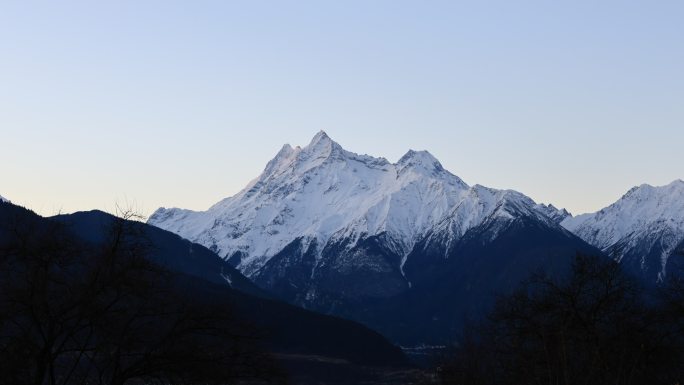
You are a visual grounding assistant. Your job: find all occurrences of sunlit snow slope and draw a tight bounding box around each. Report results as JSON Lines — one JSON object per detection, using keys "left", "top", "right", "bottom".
{"left": 150, "top": 131, "right": 566, "bottom": 278}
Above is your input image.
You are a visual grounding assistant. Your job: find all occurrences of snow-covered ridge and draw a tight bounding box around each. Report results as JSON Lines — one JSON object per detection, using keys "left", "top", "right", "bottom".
{"left": 0, "top": 195, "right": 9, "bottom": 203}
{"left": 561, "top": 180, "right": 684, "bottom": 279}
{"left": 149, "top": 131, "right": 570, "bottom": 276}
{"left": 562, "top": 180, "right": 684, "bottom": 249}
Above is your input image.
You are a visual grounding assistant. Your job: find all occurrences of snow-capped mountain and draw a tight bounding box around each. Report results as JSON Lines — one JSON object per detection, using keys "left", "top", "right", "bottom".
{"left": 0, "top": 195, "right": 9, "bottom": 203}
{"left": 151, "top": 131, "right": 565, "bottom": 275}
{"left": 151, "top": 132, "right": 462, "bottom": 273}
{"left": 562, "top": 180, "right": 684, "bottom": 283}
{"left": 149, "top": 131, "right": 599, "bottom": 344}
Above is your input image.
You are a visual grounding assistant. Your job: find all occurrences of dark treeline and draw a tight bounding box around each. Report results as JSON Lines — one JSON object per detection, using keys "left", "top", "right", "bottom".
{"left": 0, "top": 205, "right": 284, "bottom": 385}
{"left": 437, "top": 253, "right": 684, "bottom": 385}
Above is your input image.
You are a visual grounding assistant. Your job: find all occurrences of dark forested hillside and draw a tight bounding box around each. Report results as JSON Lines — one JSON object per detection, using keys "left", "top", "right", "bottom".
{"left": 0, "top": 201, "right": 409, "bottom": 385}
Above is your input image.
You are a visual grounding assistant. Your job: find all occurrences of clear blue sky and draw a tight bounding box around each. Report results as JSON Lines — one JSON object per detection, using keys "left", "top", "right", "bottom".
{"left": 1, "top": 1, "right": 682, "bottom": 217}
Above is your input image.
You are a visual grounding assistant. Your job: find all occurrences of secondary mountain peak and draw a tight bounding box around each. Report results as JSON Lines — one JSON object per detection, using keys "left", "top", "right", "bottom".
{"left": 398, "top": 149, "right": 438, "bottom": 163}
{"left": 398, "top": 149, "right": 442, "bottom": 170}
{"left": 262, "top": 143, "right": 301, "bottom": 176}
{"left": 395, "top": 149, "right": 469, "bottom": 191}
{"left": 622, "top": 179, "right": 684, "bottom": 199}
{"left": 562, "top": 179, "right": 684, "bottom": 283}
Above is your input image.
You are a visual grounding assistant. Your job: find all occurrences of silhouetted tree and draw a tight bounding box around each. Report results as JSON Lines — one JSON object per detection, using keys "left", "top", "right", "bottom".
{"left": 438, "top": 254, "right": 684, "bottom": 385}
{"left": 0, "top": 206, "right": 284, "bottom": 385}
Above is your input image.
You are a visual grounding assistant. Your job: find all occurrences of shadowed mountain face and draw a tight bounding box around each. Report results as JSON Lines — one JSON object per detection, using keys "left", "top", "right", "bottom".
{"left": 148, "top": 132, "right": 605, "bottom": 345}
{"left": 251, "top": 212, "right": 604, "bottom": 346}
{"left": 386, "top": 215, "right": 603, "bottom": 344}
{"left": 0, "top": 200, "right": 409, "bottom": 383}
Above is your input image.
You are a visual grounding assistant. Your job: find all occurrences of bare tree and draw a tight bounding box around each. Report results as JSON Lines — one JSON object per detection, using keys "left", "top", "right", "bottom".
{"left": 0, "top": 205, "right": 284, "bottom": 385}
{"left": 438, "top": 254, "right": 683, "bottom": 385}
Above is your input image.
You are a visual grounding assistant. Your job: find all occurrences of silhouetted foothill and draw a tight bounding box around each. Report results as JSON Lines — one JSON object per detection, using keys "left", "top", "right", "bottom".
{"left": 0, "top": 202, "right": 410, "bottom": 385}
{"left": 0, "top": 204, "right": 283, "bottom": 385}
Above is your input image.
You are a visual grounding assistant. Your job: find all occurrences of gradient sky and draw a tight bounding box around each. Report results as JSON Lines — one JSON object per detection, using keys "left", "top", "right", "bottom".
{"left": 1, "top": 1, "right": 682, "bottom": 217}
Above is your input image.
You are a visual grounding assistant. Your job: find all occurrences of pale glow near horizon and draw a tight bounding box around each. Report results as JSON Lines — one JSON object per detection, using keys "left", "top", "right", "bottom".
{"left": 1, "top": 1, "right": 682, "bottom": 217}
